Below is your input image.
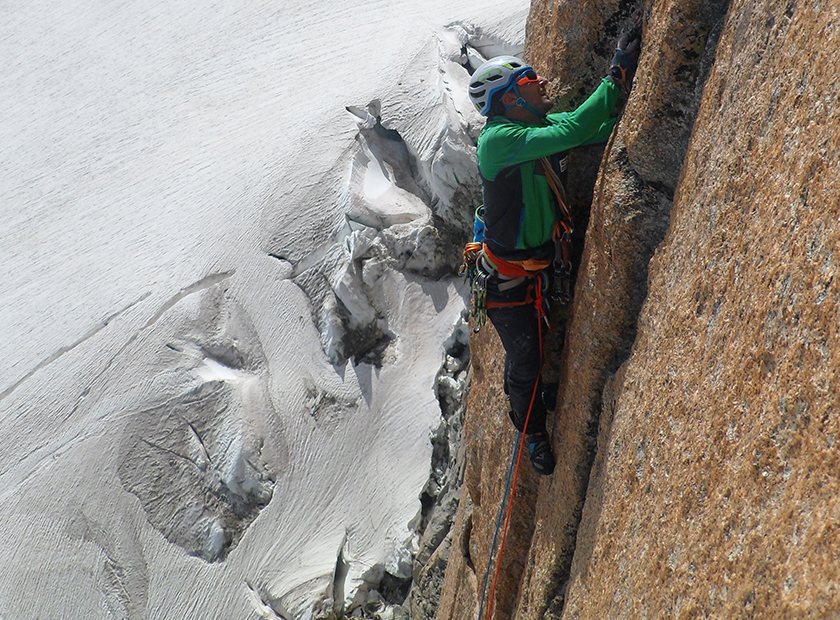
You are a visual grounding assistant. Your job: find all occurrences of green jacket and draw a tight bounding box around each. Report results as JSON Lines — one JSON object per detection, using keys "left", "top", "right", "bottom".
{"left": 477, "top": 78, "right": 621, "bottom": 262}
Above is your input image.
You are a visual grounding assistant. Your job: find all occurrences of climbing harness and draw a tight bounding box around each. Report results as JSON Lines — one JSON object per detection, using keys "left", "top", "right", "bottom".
{"left": 466, "top": 247, "right": 551, "bottom": 334}
{"left": 463, "top": 171, "right": 564, "bottom": 332}
{"left": 464, "top": 155, "right": 577, "bottom": 322}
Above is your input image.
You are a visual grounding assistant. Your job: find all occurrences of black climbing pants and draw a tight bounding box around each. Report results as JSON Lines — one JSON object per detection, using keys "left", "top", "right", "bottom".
{"left": 485, "top": 275, "right": 548, "bottom": 435}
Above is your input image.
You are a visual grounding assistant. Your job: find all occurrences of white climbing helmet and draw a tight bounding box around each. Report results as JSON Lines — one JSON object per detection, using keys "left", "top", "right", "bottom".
{"left": 468, "top": 56, "right": 533, "bottom": 116}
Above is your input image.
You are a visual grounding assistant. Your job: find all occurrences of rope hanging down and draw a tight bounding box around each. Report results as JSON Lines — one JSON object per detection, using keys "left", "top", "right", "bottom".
{"left": 476, "top": 431, "right": 521, "bottom": 620}
{"left": 476, "top": 296, "right": 546, "bottom": 620}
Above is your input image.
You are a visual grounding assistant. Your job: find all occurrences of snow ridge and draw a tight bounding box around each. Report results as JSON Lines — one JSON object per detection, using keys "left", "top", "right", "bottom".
{"left": 264, "top": 20, "right": 524, "bottom": 371}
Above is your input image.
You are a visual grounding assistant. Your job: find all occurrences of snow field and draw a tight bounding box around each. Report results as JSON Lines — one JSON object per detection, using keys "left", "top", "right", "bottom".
{"left": 0, "top": 0, "right": 527, "bottom": 617}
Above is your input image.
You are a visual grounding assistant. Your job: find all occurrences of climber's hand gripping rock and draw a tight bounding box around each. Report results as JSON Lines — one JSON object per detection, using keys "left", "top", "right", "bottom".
{"left": 607, "top": 29, "right": 642, "bottom": 93}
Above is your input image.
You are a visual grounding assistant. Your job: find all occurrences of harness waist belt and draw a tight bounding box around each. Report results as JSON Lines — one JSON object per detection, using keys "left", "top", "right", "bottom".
{"left": 481, "top": 244, "right": 552, "bottom": 278}
{"left": 477, "top": 254, "right": 528, "bottom": 290}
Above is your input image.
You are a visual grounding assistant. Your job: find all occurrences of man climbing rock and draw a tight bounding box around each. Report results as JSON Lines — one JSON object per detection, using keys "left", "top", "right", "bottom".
{"left": 466, "top": 34, "right": 640, "bottom": 475}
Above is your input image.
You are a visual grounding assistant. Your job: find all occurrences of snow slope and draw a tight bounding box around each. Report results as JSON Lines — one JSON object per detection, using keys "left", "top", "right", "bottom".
{"left": 0, "top": 0, "right": 526, "bottom": 617}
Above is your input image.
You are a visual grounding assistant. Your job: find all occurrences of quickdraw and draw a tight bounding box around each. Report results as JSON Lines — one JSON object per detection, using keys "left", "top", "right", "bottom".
{"left": 553, "top": 225, "right": 574, "bottom": 305}
{"left": 471, "top": 269, "right": 489, "bottom": 332}
{"left": 460, "top": 241, "right": 483, "bottom": 282}
{"left": 541, "top": 156, "right": 575, "bottom": 305}
{"left": 461, "top": 241, "right": 487, "bottom": 331}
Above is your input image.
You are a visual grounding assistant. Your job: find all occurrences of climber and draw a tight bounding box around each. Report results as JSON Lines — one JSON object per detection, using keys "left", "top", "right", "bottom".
{"left": 466, "top": 35, "right": 640, "bottom": 475}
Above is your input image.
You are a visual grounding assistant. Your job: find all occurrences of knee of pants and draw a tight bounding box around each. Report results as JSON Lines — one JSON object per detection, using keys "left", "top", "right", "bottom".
{"left": 506, "top": 354, "right": 541, "bottom": 386}
{"left": 488, "top": 308, "right": 542, "bottom": 370}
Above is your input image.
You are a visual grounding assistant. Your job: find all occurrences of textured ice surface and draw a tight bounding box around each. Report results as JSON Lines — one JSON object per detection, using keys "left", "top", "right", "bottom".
{"left": 0, "top": 0, "right": 526, "bottom": 617}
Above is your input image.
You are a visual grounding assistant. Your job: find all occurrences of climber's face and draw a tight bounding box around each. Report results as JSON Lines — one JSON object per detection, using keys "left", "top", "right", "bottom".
{"left": 518, "top": 73, "right": 553, "bottom": 114}
{"left": 501, "top": 72, "right": 553, "bottom": 118}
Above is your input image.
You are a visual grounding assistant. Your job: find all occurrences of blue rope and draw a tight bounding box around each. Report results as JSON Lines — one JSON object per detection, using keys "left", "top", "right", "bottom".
{"left": 477, "top": 431, "right": 521, "bottom": 620}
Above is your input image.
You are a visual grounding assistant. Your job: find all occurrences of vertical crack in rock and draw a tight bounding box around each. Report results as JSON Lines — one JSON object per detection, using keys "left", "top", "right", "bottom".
{"left": 531, "top": 1, "right": 734, "bottom": 618}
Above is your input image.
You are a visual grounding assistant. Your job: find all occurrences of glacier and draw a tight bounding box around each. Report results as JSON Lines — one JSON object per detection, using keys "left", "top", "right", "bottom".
{"left": 0, "top": 0, "right": 526, "bottom": 618}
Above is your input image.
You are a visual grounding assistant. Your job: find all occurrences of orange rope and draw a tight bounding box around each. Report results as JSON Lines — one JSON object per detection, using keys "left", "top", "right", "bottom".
{"left": 483, "top": 288, "right": 546, "bottom": 620}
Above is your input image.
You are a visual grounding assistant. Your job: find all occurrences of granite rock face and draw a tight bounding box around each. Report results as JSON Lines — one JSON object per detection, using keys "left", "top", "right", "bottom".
{"left": 565, "top": 0, "right": 840, "bottom": 616}
{"left": 437, "top": 0, "right": 840, "bottom": 618}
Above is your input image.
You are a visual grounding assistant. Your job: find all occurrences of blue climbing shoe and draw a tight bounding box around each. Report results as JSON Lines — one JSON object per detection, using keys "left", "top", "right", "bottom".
{"left": 527, "top": 432, "right": 556, "bottom": 475}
